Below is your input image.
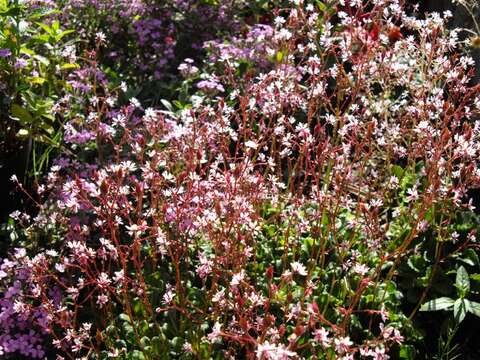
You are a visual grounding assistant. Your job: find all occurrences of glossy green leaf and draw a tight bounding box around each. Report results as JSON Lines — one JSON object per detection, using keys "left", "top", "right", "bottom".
{"left": 27, "top": 76, "right": 46, "bottom": 85}
{"left": 10, "top": 104, "right": 33, "bottom": 123}
{"left": 16, "top": 128, "right": 29, "bottom": 137}
{"left": 455, "top": 265, "right": 470, "bottom": 297}
{"left": 56, "top": 29, "right": 74, "bottom": 41}
{"left": 399, "top": 345, "right": 416, "bottom": 360}
{"left": 467, "top": 300, "right": 480, "bottom": 318}
{"left": 419, "top": 297, "right": 455, "bottom": 312}
{"left": 33, "top": 54, "right": 49, "bottom": 66}
{"left": 453, "top": 298, "right": 467, "bottom": 324}
{"left": 60, "top": 63, "right": 79, "bottom": 70}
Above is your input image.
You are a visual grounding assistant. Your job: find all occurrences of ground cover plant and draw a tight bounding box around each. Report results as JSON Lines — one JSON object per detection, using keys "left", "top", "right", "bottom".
{"left": 1, "top": 0, "right": 480, "bottom": 359}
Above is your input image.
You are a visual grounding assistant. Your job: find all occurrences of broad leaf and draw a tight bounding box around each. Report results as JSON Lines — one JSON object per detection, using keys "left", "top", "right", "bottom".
{"left": 453, "top": 298, "right": 467, "bottom": 324}
{"left": 10, "top": 104, "right": 33, "bottom": 123}
{"left": 467, "top": 300, "right": 480, "bottom": 318}
{"left": 419, "top": 297, "right": 455, "bottom": 312}
{"left": 60, "top": 63, "right": 79, "bottom": 71}
{"left": 16, "top": 128, "right": 29, "bottom": 137}
{"left": 35, "top": 22, "right": 53, "bottom": 35}
{"left": 455, "top": 265, "right": 470, "bottom": 297}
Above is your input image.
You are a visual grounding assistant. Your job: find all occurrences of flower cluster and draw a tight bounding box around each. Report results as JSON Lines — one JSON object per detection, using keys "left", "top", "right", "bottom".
{"left": 56, "top": 0, "right": 245, "bottom": 85}
{"left": 2, "top": 0, "right": 480, "bottom": 359}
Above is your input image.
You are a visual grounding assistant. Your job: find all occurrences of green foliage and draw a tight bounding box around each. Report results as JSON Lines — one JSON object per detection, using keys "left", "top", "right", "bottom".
{"left": 0, "top": 0, "right": 78, "bottom": 180}
{"left": 420, "top": 266, "right": 480, "bottom": 326}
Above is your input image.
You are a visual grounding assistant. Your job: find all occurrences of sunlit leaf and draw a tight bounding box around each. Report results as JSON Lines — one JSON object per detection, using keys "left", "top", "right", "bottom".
{"left": 419, "top": 297, "right": 455, "bottom": 312}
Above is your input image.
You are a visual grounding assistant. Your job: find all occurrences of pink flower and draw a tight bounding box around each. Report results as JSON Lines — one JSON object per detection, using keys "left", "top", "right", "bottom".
{"left": 207, "top": 322, "right": 222, "bottom": 343}
{"left": 256, "top": 341, "right": 296, "bottom": 359}
{"left": 334, "top": 336, "right": 353, "bottom": 354}
{"left": 97, "top": 272, "right": 111, "bottom": 289}
{"left": 96, "top": 294, "right": 109, "bottom": 308}
{"left": 291, "top": 262, "right": 307, "bottom": 276}
{"left": 313, "top": 328, "right": 330, "bottom": 347}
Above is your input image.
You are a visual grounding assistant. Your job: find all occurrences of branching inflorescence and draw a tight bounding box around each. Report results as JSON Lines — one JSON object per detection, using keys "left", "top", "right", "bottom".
{"left": 1, "top": 0, "right": 480, "bottom": 359}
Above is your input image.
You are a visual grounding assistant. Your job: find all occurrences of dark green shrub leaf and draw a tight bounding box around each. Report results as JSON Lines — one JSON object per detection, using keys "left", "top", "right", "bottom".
{"left": 453, "top": 298, "right": 467, "bottom": 324}
{"left": 455, "top": 266, "right": 470, "bottom": 297}
{"left": 467, "top": 300, "right": 480, "bottom": 318}
{"left": 419, "top": 297, "right": 454, "bottom": 312}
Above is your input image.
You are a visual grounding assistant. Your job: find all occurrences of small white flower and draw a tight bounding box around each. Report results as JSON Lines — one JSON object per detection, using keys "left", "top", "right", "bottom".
{"left": 207, "top": 322, "right": 222, "bottom": 343}
{"left": 95, "top": 31, "right": 106, "bottom": 44}
{"left": 334, "top": 336, "right": 353, "bottom": 354}
{"left": 313, "top": 327, "right": 330, "bottom": 347}
{"left": 130, "top": 97, "right": 141, "bottom": 109}
{"left": 245, "top": 140, "right": 258, "bottom": 150}
{"left": 291, "top": 261, "right": 308, "bottom": 276}
{"left": 274, "top": 16, "right": 286, "bottom": 26}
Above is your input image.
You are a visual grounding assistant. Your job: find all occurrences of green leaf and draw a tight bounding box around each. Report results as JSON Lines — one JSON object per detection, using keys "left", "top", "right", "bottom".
{"left": 60, "top": 63, "right": 80, "bottom": 70}
{"left": 27, "top": 76, "right": 46, "bottom": 85}
{"left": 462, "top": 249, "right": 479, "bottom": 266}
{"left": 10, "top": 104, "right": 33, "bottom": 123}
{"left": 16, "top": 128, "right": 29, "bottom": 137}
{"left": 471, "top": 273, "right": 480, "bottom": 282}
{"left": 140, "top": 336, "right": 150, "bottom": 347}
{"left": 316, "top": 1, "right": 327, "bottom": 12}
{"left": 407, "top": 254, "right": 426, "bottom": 272}
{"left": 466, "top": 300, "right": 480, "bottom": 317}
{"left": 35, "top": 22, "right": 53, "bottom": 35}
{"left": 174, "top": 100, "right": 189, "bottom": 110}
{"left": 33, "top": 54, "right": 49, "bottom": 66}
{"left": 51, "top": 20, "right": 60, "bottom": 32}
{"left": 27, "top": 9, "right": 60, "bottom": 20}
{"left": 56, "top": 29, "right": 74, "bottom": 41}
{"left": 115, "top": 339, "right": 127, "bottom": 348}
{"left": 457, "top": 257, "right": 476, "bottom": 267}
{"left": 19, "top": 47, "right": 35, "bottom": 56}
{"left": 118, "top": 313, "right": 131, "bottom": 323}
{"left": 453, "top": 298, "right": 467, "bottom": 324}
{"left": 419, "top": 297, "right": 455, "bottom": 312}
{"left": 132, "top": 350, "right": 146, "bottom": 360}
{"left": 399, "top": 345, "right": 416, "bottom": 359}
{"left": 0, "top": 5, "right": 21, "bottom": 16}
{"left": 276, "top": 51, "right": 284, "bottom": 63}
{"left": 455, "top": 265, "right": 470, "bottom": 297}
{"left": 31, "top": 34, "right": 50, "bottom": 43}
{"left": 392, "top": 164, "right": 404, "bottom": 179}
{"left": 160, "top": 99, "right": 174, "bottom": 112}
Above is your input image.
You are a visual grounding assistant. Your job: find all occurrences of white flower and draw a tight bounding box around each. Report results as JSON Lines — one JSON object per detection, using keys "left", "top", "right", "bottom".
{"left": 334, "top": 336, "right": 353, "bottom": 354}
{"left": 291, "top": 261, "right": 307, "bottom": 276}
{"left": 274, "top": 16, "right": 286, "bottom": 26}
{"left": 256, "top": 341, "right": 296, "bottom": 359}
{"left": 113, "top": 270, "right": 124, "bottom": 284}
{"left": 245, "top": 140, "right": 258, "bottom": 150}
{"left": 129, "top": 97, "right": 141, "bottom": 109}
{"left": 95, "top": 31, "right": 106, "bottom": 44}
{"left": 55, "top": 263, "right": 65, "bottom": 273}
{"left": 207, "top": 322, "right": 222, "bottom": 343}
{"left": 277, "top": 28, "right": 292, "bottom": 41}
{"left": 231, "top": 270, "right": 245, "bottom": 287}
{"left": 313, "top": 328, "right": 330, "bottom": 347}
{"left": 162, "top": 285, "right": 176, "bottom": 304}
{"left": 96, "top": 294, "right": 109, "bottom": 308}
{"left": 97, "top": 272, "right": 111, "bottom": 289}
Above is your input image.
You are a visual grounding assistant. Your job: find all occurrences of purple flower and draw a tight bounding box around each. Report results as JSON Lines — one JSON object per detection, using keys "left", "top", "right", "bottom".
{"left": 15, "top": 59, "right": 28, "bottom": 69}
{"left": 197, "top": 79, "right": 225, "bottom": 93}
{"left": 0, "top": 49, "right": 11, "bottom": 58}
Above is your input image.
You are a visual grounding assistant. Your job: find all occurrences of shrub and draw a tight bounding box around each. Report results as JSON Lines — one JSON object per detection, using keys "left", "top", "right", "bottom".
{"left": 2, "top": 0, "right": 480, "bottom": 359}
{"left": 0, "top": 0, "right": 80, "bottom": 180}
